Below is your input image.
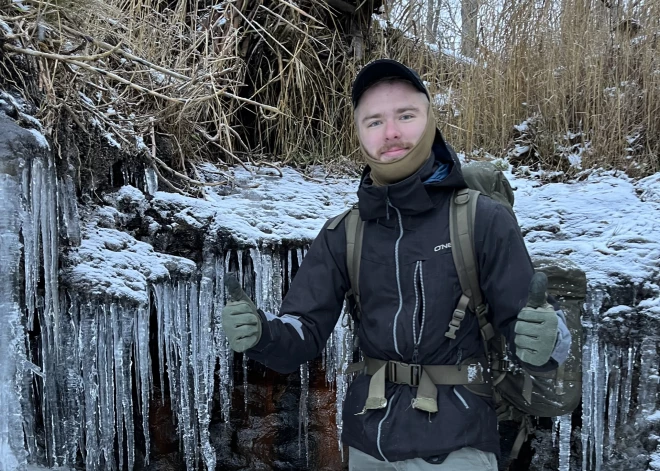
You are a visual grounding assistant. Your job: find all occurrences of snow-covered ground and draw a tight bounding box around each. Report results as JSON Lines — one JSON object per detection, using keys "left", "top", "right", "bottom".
{"left": 153, "top": 165, "right": 357, "bottom": 245}
{"left": 511, "top": 168, "right": 660, "bottom": 315}
{"left": 78, "top": 162, "right": 660, "bottom": 314}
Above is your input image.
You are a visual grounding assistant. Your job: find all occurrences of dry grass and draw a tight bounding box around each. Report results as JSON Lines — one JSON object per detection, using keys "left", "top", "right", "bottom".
{"left": 409, "top": 0, "right": 660, "bottom": 176}
{"left": 0, "top": 0, "right": 658, "bottom": 183}
{"left": 0, "top": 0, "right": 361, "bottom": 190}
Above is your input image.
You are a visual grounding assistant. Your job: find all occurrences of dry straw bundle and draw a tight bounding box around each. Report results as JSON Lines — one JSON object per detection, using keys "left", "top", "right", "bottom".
{"left": 0, "top": 0, "right": 658, "bottom": 185}
{"left": 391, "top": 0, "right": 660, "bottom": 177}
{"left": 0, "top": 0, "right": 371, "bottom": 189}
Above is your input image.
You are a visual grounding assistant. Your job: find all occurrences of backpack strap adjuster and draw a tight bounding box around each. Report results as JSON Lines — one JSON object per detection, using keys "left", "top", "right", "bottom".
{"left": 445, "top": 293, "right": 470, "bottom": 339}
{"left": 445, "top": 308, "right": 465, "bottom": 339}
{"left": 454, "top": 190, "right": 470, "bottom": 205}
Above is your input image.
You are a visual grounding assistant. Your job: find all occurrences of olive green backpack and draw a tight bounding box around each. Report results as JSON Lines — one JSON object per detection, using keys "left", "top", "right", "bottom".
{"left": 334, "top": 161, "right": 586, "bottom": 459}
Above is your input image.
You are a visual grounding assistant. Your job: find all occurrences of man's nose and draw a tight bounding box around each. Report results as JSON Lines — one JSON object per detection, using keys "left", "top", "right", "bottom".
{"left": 384, "top": 119, "right": 401, "bottom": 140}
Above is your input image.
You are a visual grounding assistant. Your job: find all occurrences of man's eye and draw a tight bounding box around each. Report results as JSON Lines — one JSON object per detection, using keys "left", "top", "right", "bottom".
{"left": 368, "top": 120, "right": 382, "bottom": 128}
{"left": 401, "top": 114, "right": 414, "bottom": 120}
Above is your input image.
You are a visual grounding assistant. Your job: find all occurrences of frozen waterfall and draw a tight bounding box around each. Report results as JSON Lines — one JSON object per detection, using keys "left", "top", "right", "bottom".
{"left": 1, "top": 112, "right": 659, "bottom": 470}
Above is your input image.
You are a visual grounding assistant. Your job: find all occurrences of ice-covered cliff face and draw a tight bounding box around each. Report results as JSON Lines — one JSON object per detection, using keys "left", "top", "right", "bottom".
{"left": 1, "top": 108, "right": 659, "bottom": 471}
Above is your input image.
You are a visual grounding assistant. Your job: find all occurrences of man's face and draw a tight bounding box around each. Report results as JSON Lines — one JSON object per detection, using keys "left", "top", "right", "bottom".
{"left": 355, "top": 80, "right": 429, "bottom": 163}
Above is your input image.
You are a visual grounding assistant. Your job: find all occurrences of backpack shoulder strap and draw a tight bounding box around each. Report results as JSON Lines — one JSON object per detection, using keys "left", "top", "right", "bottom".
{"left": 445, "top": 189, "right": 494, "bottom": 343}
{"left": 328, "top": 204, "right": 364, "bottom": 319}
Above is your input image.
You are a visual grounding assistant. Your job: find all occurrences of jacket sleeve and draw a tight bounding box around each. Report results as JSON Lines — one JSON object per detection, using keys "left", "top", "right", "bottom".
{"left": 245, "top": 219, "right": 349, "bottom": 373}
{"left": 474, "top": 199, "right": 559, "bottom": 371}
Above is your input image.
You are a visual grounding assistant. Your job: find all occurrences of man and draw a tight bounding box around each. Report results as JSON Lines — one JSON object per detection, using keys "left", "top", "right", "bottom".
{"left": 222, "top": 59, "right": 570, "bottom": 470}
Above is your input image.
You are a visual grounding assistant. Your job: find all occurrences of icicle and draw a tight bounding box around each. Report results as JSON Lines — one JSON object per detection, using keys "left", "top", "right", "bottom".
{"left": 134, "top": 305, "right": 151, "bottom": 464}
{"left": 287, "top": 249, "right": 293, "bottom": 289}
{"left": 552, "top": 417, "right": 558, "bottom": 448}
{"left": 237, "top": 248, "right": 244, "bottom": 286}
{"left": 298, "top": 362, "right": 310, "bottom": 466}
{"left": 97, "top": 306, "right": 116, "bottom": 467}
{"left": 22, "top": 157, "right": 40, "bottom": 329}
{"left": 80, "top": 301, "right": 100, "bottom": 470}
{"left": 144, "top": 167, "right": 158, "bottom": 195}
{"left": 258, "top": 248, "right": 273, "bottom": 312}
{"left": 123, "top": 305, "right": 137, "bottom": 471}
{"left": 176, "top": 281, "right": 195, "bottom": 470}
{"left": 0, "top": 156, "right": 30, "bottom": 471}
{"left": 153, "top": 284, "right": 167, "bottom": 406}
{"left": 62, "top": 297, "right": 82, "bottom": 467}
{"left": 580, "top": 327, "right": 608, "bottom": 471}
{"left": 582, "top": 289, "right": 606, "bottom": 471}
{"left": 636, "top": 338, "right": 659, "bottom": 418}
{"left": 592, "top": 337, "right": 607, "bottom": 471}
{"left": 321, "top": 303, "right": 356, "bottom": 458}
{"left": 558, "top": 414, "right": 572, "bottom": 471}
{"left": 248, "top": 246, "right": 280, "bottom": 408}
{"left": 41, "top": 157, "right": 60, "bottom": 359}
{"left": 154, "top": 277, "right": 219, "bottom": 470}
{"left": 198, "top": 249, "right": 217, "bottom": 470}
{"left": 19, "top": 155, "right": 69, "bottom": 468}
{"left": 336, "top": 307, "right": 355, "bottom": 458}
{"left": 215, "top": 254, "right": 233, "bottom": 425}
{"left": 607, "top": 346, "right": 621, "bottom": 458}
{"left": 110, "top": 304, "right": 125, "bottom": 470}
{"left": 621, "top": 344, "right": 636, "bottom": 422}
{"left": 58, "top": 174, "right": 81, "bottom": 246}
{"left": 272, "top": 248, "right": 282, "bottom": 310}
{"left": 581, "top": 327, "right": 594, "bottom": 471}
{"left": 111, "top": 303, "right": 136, "bottom": 471}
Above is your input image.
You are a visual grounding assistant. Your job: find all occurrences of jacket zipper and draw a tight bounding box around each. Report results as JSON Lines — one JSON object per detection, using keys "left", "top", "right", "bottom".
{"left": 412, "top": 261, "right": 424, "bottom": 364}
{"left": 453, "top": 387, "right": 470, "bottom": 409}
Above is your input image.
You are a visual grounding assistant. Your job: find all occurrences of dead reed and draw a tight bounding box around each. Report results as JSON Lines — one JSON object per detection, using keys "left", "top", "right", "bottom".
{"left": 0, "top": 0, "right": 657, "bottom": 184}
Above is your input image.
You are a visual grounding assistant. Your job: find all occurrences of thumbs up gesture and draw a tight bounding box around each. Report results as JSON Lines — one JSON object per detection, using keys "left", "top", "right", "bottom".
{"left": 222, "top": 274, "right": 262, "bottom": 352}
{"left": 514, "top": 272, "right": 559, "bottom": 366}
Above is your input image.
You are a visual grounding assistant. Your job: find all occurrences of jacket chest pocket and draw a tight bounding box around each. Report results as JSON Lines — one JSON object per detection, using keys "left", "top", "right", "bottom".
{"left": 360, "top": 228, "right": 429, "bottom": 267}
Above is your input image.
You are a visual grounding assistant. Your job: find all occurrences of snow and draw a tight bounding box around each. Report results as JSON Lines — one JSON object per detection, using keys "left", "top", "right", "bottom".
{"left": 135, "top": 135, "right": 149, "bottom": 152}
{"left": 27, "top": 128, "right": 50, "bottom": 149}
{"left": 64, "top": 221, "right": 197, "bottom": 305}
{"left": 508, "top": 169, "right": 660, "bottom": 301}
{"left": 77, "top": 164, "right": 660, "bottom": 317}
{"left": 603, "top": 305, "right": 634, "bottom": 316}
{"left": 11, "top": 0, "right": 29, "bottom": 12}
{"left": 514, "top": 121, "right": 530, "bottom": 133}
{"left": 152, "top": 166, "right": 357, "bottom": 246}
{"left": 0, "top": 19, "right": 12, "bottom": 35}
{"left": 637, "top": 173, "right": 660, "bottom": 203}
{"left": 567, "top": 153, "right": 582, "bottom": 168}
{"left": 512, "top": 144, "right": 530, "bottom": 156}
{"left": 104, "top": 132, "right": 121, "bottom": 149}
{"left": 639, "top": 297, "right": 660, "bottom": 317}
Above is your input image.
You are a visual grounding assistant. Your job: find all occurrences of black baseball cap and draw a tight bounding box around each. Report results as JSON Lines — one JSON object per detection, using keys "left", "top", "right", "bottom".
{"left": 351, "top": 59, "right": 429, "bottom": 108}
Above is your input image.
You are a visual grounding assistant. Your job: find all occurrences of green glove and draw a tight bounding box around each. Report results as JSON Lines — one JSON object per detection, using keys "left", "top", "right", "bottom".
{"left": 514, "top": 272, "right": 559, "bottom": 366}
{"left": 222, "top": 274, "right": 262, "bottom": 353}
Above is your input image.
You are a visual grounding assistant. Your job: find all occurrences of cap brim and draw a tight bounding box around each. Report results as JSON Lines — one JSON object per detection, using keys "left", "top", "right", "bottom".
{"left": 352, "top": 59, "right": 427, "bottom": 108}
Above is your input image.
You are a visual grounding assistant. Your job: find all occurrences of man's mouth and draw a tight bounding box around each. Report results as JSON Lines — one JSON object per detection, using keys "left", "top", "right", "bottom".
{"left": 380, "top": 147, "right": 409, "bottom": 160}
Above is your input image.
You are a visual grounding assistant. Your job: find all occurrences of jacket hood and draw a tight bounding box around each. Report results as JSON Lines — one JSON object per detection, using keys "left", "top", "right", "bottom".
{"left": 357, "top": 129, "right": 467, "bottom": 220}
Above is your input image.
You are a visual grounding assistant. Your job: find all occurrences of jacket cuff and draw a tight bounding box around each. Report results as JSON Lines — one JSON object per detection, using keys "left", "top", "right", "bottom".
{"left": 550, "top": 309, "right": 571, "bottom": 365}
{"left": 248, "top": 309, "right": 273, "bottom": 353}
